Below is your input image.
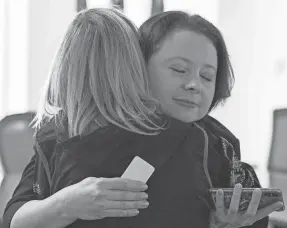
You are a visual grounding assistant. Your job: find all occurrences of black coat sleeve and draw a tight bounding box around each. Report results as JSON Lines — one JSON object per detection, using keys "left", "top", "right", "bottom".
{"left": 2, "top": 155, "right": 37, "bottom": 228}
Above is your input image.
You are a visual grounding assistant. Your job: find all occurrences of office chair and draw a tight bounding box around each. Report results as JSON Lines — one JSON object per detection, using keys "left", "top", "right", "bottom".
{"left": 0, "top": 112, "right": 36, "bottom": 222}
{"left": 268, "top": 108, "right": 287, "bottom": 228}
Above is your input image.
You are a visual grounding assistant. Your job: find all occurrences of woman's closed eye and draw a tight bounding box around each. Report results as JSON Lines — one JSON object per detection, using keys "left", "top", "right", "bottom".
{"left": 170, "top": 67, "right": 186, "bottom": 74}
{"left": 200, "top": 70, "right": 215, "bottom": 82}
{"left": 170, "top": 67, "right": 215, "bottom": 81}
{"left": 200, "top": 74, "right": 212, "bottom": 82}
{"left": 200, "top": 68, "right": 216, "bottom": 82}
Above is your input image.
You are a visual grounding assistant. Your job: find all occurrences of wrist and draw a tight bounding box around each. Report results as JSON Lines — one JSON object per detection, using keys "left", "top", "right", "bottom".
{"left": 48, "top": 192, "right": 77, "bottom": 224}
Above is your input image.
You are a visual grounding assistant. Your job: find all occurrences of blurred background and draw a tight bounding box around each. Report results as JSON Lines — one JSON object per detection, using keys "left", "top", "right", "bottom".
{"left": 0, "top": 0, "right": 286, "bottom": 227}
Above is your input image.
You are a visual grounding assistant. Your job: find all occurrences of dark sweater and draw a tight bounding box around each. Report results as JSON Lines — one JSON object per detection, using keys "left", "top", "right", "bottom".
{"left": 2, "top": 115, "right": 268, "bottom": 228}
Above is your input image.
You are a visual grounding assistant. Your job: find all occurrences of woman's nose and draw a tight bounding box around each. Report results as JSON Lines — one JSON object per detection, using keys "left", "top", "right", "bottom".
{"left": 183, "top": 75, "right": 202, "bottom": 93}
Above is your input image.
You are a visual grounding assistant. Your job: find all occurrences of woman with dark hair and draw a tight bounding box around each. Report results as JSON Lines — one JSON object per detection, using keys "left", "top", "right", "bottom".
{"left": 138, "top": 11, "right": 283, "bottom": 227}
{"left": 2, "top": 10, "right": 283, "bottom": 228}
{"left": 139, "top": 12, "right": 234, "bottom": 112}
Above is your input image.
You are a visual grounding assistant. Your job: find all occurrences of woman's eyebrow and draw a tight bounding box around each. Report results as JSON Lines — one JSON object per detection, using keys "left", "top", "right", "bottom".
{"left": 165, "top": 56, "right": 191, "bottom": 63}
{"left": 165, "top": 57, "right": 217, "bottom": 70}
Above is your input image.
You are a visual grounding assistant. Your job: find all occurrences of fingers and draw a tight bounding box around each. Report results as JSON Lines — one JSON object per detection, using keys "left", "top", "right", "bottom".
{"left": 215, "top": 189, "right": 226, "bottom": 219}
{"left": 245, "top": 188, "right": 261, "bottom": 216}
{"left": 240, "top": 188, "right": 262, "bottom": 226}
{"left": 104, "top": 200, "right": 149, "bottom": 210}
{"left": 253, "top": 201, "right": 284, "bottom": 221}
{"left": 228, "top": 184, "right": 242, "bottom": 218}
{"left": 97, "top": 178, "right": 148, "bottom": 191}
{"left": 104, "top": 189, "right": 148, "bottom": 201}
{"left": 101, "top": 196, "right": 150, "bottom": 218}
{"left": 104, "top": 209, "right": 140, "bottom": 218}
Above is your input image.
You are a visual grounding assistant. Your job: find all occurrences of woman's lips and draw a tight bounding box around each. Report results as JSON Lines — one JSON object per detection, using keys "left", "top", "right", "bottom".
{"left": 173, "top": 98, "right": 199, "bottom": 108}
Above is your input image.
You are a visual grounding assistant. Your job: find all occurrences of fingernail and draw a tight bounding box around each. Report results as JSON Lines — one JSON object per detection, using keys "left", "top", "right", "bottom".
{"left": 141, "top": 184, "right": 148, "bottom": 189}
{"left": 254, "top": 188, "right": 261, "bottom": 194}
{"left": 133, "top": 210, "right": 139, "bottom": 215}
{"left": 143, "top": 201, "right": 149, "bottom": 206}
{"left": 143, "top": 193, "right": 148, "bottom": 199}
{"left": 235, "top": 184, "right": 242, "bottom": 189}
{"left": 218, "top": 190, "right": 222, "bottom": 195}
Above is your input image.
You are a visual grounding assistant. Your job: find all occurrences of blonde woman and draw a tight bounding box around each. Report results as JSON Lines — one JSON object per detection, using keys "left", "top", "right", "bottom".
{"left": 3, "top": 8, "right": 163, "bottom": 228}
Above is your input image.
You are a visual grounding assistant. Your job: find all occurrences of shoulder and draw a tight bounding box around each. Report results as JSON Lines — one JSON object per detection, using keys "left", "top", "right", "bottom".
{"left": 34, "top": 113, "right": 68, "bottom": 144}
{"left": 35, "top": 118, "right": 57, "bottom": 143}
{"left": 201, "top": 115, "right": 241, "bottom": 159}
{"left": 201, "top": 115, "right": 239, "bottom": 142}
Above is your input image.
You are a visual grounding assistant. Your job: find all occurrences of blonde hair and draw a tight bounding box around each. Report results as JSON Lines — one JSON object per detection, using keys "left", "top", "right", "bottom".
{"left": 31, "top": 8, "right": 165, "bottom": 137}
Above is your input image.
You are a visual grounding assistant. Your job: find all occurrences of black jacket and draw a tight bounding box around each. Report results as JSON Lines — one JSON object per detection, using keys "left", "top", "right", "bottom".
{"left": 2, "top": 115, "right": 268, "bottom": 228}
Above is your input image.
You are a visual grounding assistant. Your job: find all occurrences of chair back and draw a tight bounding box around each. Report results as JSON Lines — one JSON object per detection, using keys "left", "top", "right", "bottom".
{"left": 0, "top": 112, "right": 35, "bottom": 220}
{"left": 268, "top": 109, "right": 287, "bottom": 226}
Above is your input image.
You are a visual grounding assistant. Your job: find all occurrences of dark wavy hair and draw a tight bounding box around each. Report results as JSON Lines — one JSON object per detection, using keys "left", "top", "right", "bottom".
{"left": 139, "top": 11, "right": 235, "bottom": 111}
